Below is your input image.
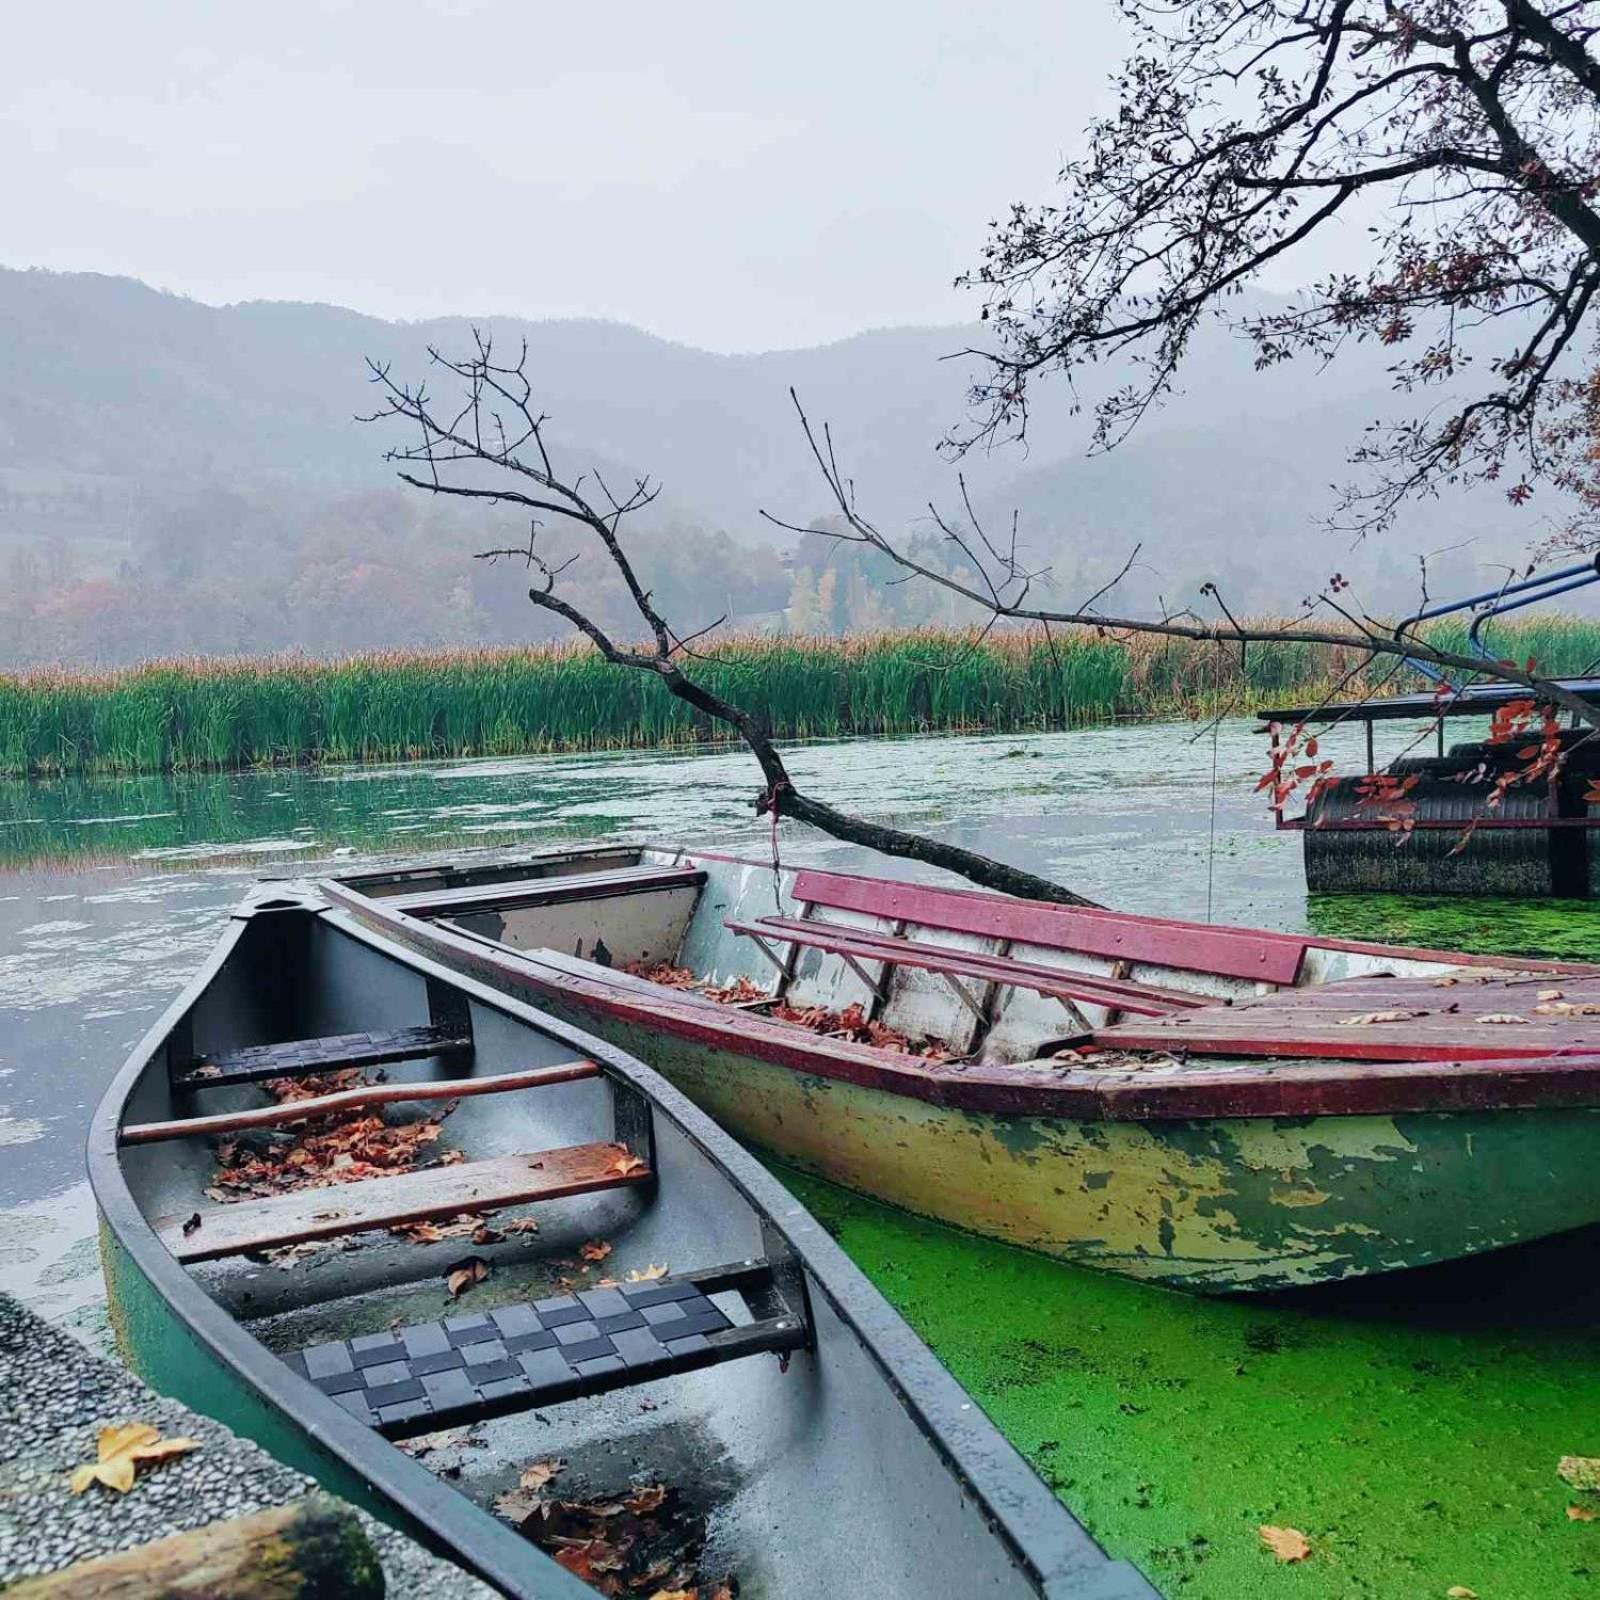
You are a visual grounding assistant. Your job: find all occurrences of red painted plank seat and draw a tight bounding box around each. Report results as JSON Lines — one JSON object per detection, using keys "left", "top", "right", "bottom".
{"left": 789, "top": 869, "right": 1309, "bottom": 986}
{"left": 724, "top": 915, "right": 1216, "bottom": 1018}
{"left": 386, "top": 864, "right": 706, "bottom": 919}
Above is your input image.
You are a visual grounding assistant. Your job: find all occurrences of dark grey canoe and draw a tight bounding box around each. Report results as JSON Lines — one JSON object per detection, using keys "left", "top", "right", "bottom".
{"left": 89, "top": 882, "right": 1158, "bottom": 1600}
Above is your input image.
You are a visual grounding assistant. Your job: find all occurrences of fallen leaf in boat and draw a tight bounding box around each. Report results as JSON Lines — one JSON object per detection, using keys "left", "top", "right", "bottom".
{"left": 393, "top": 1221, "right": 444, "bottom": 1243}
{"left": 1538, "top": 988, "right": 1565, "bottom": 1001}
{"left": 1447, "top": 1587, "right": 1480, "bottom": 1598}
{"left": 612, "top": 1153, "right": 648, "bottom": 1177}
{"left": 1334, "top": 1009, "right": 1428, "bottom": 1026}
{"left": 203, "top": 1187, "right": 229, "bottom": 1203}
{"left": 1476, "top": 1013, "right": 1531, "bottom": 1025}
{"left": 446, "top": 1257, "right": 490, "bottom": 1297}
{"left": 1258, "top": 1525, "right": 1311, "bottom": 1562}
{"left": 626, "top": 1483, "right": 668, "bottom": 1513}
{"left": 472, "top": 1222, "right": 505, "bottom": 1245}
{"left": 396, "top": 1426, "right": 481, "bottom": 1458}
{"left": 648, "top": 1590, "right": 697, "bottom": 1600}
{"left": 70, "top": 1423, "right": 199, "bottom": 1494}
{"left": 580, "top": 1239, "right": 614, "bottom": 1263}
{"left": 1433, "top": 976, "right": 1461, "bottom": 987}
{"left": 626, "top": 1264, "right": 670, "bottom": 1282}
{"left": 1568, "top": 1505, "right": 1598, "bottom": 1521}
{"left": 181, "top": 1212, "right": 202, "bottom": 1237}
{"left": 501, "top": 1217, "right": 540, "bottom": 1235}
{"left": 1534, "top": 1000, "right": 1600, "bottom": 1016}
{"left": 1559, "top": 1456, "right": 1600, "bottom": 1490}
{"left": 521, "top": 1458, "right": 566, "bottom": 1490}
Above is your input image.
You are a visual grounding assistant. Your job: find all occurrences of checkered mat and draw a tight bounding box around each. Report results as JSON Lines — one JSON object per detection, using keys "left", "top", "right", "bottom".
{"left": 280, "top": 1265, "right": 803, "bottom": 1435}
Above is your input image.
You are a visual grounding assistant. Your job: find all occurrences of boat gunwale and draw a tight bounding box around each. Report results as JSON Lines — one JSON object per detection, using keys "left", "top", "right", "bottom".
{"left": 324, "top": 851, "right": 1600, "bottom": 1119}
{"left": 89, "top": 894, "right": 1123, "bottom": 1600}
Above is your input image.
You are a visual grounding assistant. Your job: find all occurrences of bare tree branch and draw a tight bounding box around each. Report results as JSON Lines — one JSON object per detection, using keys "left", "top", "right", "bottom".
{"left": 364, "top": 335, "right": 1104, "bottom": 907}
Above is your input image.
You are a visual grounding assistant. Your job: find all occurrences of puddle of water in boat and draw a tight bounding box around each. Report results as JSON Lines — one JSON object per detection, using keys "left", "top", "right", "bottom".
{"left": 2, "top": 716, "right": 1597, "bottom": 1597}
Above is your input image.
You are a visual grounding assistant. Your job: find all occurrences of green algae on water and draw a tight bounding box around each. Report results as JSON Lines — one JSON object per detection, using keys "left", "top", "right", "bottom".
{"left": 1308, "top": 893, "right": 1600, "bottom": 963}
{"left": 779, "top": 1169, "right": 1600, "bottom": 1600}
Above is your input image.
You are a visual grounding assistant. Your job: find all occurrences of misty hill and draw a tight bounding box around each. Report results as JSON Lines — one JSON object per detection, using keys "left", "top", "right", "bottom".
{"left": 0, "top": 266, "right": 1582, "bottom": 667}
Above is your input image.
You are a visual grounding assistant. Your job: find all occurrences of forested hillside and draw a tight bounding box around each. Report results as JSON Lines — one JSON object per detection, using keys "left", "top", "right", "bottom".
{"left": 0, "top": 267, "right": 1576, "bottom": 667}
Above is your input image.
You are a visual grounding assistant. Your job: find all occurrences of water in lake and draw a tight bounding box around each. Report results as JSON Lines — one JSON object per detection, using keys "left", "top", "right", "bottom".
{"left": 2, "top": 716, "right": 1597, "bottom": 1598}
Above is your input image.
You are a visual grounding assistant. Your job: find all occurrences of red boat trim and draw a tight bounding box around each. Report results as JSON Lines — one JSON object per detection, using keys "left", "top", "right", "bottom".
{"left": 322, "top": 883, "right": 1600, "bottom": 1119}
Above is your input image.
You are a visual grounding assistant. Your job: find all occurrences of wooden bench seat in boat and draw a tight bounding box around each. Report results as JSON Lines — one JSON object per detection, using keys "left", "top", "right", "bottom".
{"left": 1093, "top": 969, "right": 1600, "bottom": 1062}
{"left": 280, "top": 1260, "right": 807, "bottom": 1436}
{"left": 724, "top": 915, "right": 1217, "bottom": 1018}
{"left": 382, "top": 863, "right": 706, "bottom": 919}
{"left": 788, "top": 868, "right": 1310, "bottom": 986}
{"left": 158, "top": 1141, "right": 652, "bottom": 1264}
{"left": 173, "top": 1024, "right": 473, "bottom": 1092}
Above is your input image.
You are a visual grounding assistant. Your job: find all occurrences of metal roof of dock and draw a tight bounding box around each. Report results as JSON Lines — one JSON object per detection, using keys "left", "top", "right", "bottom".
{"left": 1256, "top": 676, "right": 1600, "bottom": 726}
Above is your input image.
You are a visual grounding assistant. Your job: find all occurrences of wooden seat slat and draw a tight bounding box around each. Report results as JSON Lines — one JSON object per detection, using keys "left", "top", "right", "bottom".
{"left": 174, "top": 1025, "right": 471, "bottom": 1092}
{"left": 158, "top": 1141, "right": 650, "bottom": 1263}
{"left": 123, "top": 1060, "right": 602, "bottom": 1146}
{"left": 790, "top": 868, "right": 1308, "bottom": 985}
{"left": 386, "top": 864, "right": 705, "bottom": 918}
{"left": 727, "top": 916, "right": 1215, "bottom": 1017}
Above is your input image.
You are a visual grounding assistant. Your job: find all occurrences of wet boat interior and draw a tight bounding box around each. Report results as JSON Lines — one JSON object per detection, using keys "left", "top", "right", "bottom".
{"left": 112, "top": 900, "right": 1099, "bottom": 1597}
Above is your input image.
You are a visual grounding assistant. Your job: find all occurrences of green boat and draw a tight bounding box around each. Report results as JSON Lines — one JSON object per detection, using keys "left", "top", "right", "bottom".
{"left": 325, "top": 844, "right": 1600, "bottom": 1293}
{"left": 91, "top": 883, "right": 1157, "bottom": 1599}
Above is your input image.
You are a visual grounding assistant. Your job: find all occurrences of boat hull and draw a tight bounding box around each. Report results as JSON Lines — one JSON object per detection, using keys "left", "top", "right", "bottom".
{"left": 91, "top": 893, "right": 1154, "bottom": 1599}
{"left": 522, "top": 998, "right": 1600, "bottom": 1293}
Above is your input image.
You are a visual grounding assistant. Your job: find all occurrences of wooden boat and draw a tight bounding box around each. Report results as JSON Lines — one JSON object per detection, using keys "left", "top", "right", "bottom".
{"left": 89, "top": 883, "right": 1156, "bottom": 1600}
{"left": 325, "top": 846, "right": 1600, "bottom": 1294}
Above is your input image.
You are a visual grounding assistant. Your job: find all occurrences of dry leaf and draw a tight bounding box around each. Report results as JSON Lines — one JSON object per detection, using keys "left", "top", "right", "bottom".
{"left": 1258, "top": 1525, "right": 1312, "bottom": 1563}
{"left": 1475, "top": 1013, "right": 1531, "bottom": 1025}
{"left": 626, "top": 1483, "right": 668, "bottom": 1513}
{"left": 626, "top": 1264, "right": 670, "bottom": 1283}
{"left": 579, "top": 1239, "right": 614, "bottom": 1263}
{"left": 648, "top": 1590, "right": 697, "bottom": 1600}
{"left": 472, "top": 1222, "right": 504, "bottom": 1246}
{"left": 1560, "top": 1456, "right": 1600, "bottom": 1491}
{"left": 1534, "top": 1000, "right": 1600, "bottom": 1016}
{"left": 501, "top": 1217, "right": 540, "bottom": 1235}
{"left": 70, "top": 1423, "right": 199, "bottom": 1494}
{"left": 1538, "top": 988, "right": 1565, "bottom": 1001}
{"left": 521, "top": 1458, "right": 566, "bottom": 1490}
{"left": 446, "top": 1257, "right": 490, "bottom": 1297}
{"left": 1335, "top": 1009, "right": 1428, "bottom": 1026}
{"left": 1568, "top": 1505, "right": 1597, "bottom": 1522}
{"left": 1447, "top": 1588, "right": 1480, "bottom": 1598}
{"left": 394, "top": 1221, "right": 445, "bottom": 1244}
{"left": 612, "top": 1153, "right": 648, "bottom": 1177}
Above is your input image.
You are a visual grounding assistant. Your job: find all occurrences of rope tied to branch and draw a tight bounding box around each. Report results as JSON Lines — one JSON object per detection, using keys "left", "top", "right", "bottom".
{"left": 755, "top": 778, "right": 792, "bottom": 901}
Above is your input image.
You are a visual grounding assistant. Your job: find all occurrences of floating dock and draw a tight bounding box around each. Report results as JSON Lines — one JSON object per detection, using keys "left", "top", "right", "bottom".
{"left": 1258, "top": 679, "right": 1600, "bottom": 898}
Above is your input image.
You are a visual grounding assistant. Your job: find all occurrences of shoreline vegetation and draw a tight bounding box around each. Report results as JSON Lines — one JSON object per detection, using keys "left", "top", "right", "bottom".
{"left": 3, "top": 619, "right": 1596, "bottom": 779}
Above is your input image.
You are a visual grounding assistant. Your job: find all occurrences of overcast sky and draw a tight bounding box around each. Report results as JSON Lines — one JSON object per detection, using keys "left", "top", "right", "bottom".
{"left": 4, "top": 1, "right": 1362, "bottom": 352}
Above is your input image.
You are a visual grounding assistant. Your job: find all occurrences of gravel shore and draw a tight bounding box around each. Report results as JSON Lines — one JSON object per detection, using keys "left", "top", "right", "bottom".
{"left": 0, "top": 1292, "right": 499, "bottom": 1596}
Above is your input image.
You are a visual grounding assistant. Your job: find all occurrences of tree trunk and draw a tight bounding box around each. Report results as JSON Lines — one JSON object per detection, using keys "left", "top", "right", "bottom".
{"left": 5, "top": 1495, "right": 384, "bottom": 1600}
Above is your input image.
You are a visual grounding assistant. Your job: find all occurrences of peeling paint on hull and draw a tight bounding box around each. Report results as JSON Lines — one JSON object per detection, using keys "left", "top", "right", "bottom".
{"left": 582, "top": 1015, "right": 1600, "bottom": 1293}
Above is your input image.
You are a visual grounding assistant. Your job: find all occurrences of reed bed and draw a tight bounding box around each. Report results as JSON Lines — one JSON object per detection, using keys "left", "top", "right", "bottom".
{"left": 4, "top": 620, "right": 1597, "bottom": 778}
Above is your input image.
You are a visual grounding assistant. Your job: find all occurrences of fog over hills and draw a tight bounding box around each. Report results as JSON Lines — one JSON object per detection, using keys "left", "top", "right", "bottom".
{"left": 0, "top": 266, "right": 1581, "bottom": 667}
